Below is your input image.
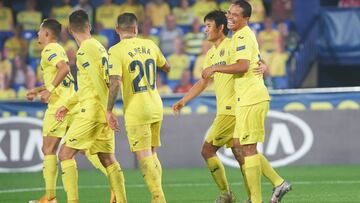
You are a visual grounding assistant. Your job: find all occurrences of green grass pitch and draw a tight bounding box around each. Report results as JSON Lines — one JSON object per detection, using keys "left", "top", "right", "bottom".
{"left": 0, "top": 165, "right": 359, "bottom": 202}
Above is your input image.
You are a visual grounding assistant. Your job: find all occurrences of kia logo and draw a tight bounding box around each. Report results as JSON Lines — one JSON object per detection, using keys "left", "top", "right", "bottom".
{"left": 215, "top": 111, "right": 314, "bottom": 168}
{"left": 0, "top": 117, "right": 44, "bottom": 172}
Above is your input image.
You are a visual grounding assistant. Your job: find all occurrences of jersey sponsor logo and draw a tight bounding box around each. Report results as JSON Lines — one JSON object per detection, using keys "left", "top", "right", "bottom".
{"left": 44, "top": 49, "right": 51, "bottom": 52}
{"left": 0, "top": 117, "right": 43, "bottom": 172}
{"left": 77, "top": 52, "right": 85, "bottom": 56}
{"left": 214, "top": 111, "right": 314, "bottom": 168}
{"left": 238, "top": 36, "right": 244, "bottom": 39}
{"left": 236, "top": 45, "right": 246, "bottom": 51}
{"left": 48, "top": 53, "right": 57, "bottom": 61}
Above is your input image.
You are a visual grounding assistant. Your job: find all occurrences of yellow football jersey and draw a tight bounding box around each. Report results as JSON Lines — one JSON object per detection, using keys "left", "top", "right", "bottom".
{"left": 95, "top": 4, "right": 120, "bottom": 29}
{"left": 119, "top": 4, "right": 144, "bottom": 22}
{"left": 204, "top": 38, "right": 234, "bottom": 116}
{"left": 51, "top": 5, "right": 72, "bottom": 27}
{"left": 69, "top": 38, "right": 109, "bottom": 123}
{"left": 16, "top": 11, "right": 42, "bottom": 30}
{"left": 0, "top": 7, "right": 13, "bottom": 31}
{"left": 229, "top": 26, "right": 270, "bottom": 106}
{"left": 40, "top": 43, "right": 75, "bottom": 114}
{"left": 108, "top": 38, "right": 166, "bottom": 126}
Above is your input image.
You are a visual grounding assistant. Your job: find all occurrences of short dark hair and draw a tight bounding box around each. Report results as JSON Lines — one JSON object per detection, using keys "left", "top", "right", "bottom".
{"left": 69, "top": 10, "right": 89, "bottom": 32}
{"left": 42, "top": 18, "right": 62, "bottom": 38}
{"left": 117, "top": 13, "right": 138, "bottom": 31}
{"left": 204, "top": 10, "right": 229, "bottom": 35}
{"left": 233, "top": 0, "right": 252, "bottom": 18}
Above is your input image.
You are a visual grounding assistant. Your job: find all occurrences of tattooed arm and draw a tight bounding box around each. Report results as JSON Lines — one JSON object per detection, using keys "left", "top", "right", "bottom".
{"left": 106, "top": 75, "right": 121, "bottom": 131}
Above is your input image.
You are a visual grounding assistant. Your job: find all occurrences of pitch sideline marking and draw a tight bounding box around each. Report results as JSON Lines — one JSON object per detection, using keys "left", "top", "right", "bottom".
{"left": 0, "top": 180, "right": 360, "bottom": 194}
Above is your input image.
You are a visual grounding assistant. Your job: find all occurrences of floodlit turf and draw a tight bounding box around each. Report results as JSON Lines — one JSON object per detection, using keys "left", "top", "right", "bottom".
{"left": 0, "top": 165, "right": 359, "bottom": 203}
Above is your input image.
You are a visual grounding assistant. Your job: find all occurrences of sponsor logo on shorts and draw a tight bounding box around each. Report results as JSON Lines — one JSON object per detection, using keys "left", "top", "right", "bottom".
{"left": 214, "top": 111, "right": 314, "bottom": 168}
{"left": 0, "top": 117, "right": 43, "bottom": 172}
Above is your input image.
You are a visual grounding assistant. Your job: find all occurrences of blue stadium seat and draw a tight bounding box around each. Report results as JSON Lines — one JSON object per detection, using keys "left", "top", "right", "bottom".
{"left": 29, "top": 58, "right": 40, "bottom": 71}
{"left": 100, "top": 29, "right": 118, "bottom": 47}
{"left": 166, "top": 80, "right": 180, "bottom": 91}
{"left": 179, "top": 25, "right": 191, "bottom": 34}
{"left": 150, "top": 27, "right": 161, "bottom": 36}
{"left": 0, "top": 31, "right": 13, "bottom": 50}
{"left": 272, "top": 76, "right": 289, "bottom": 89}
{"left": 21, "top": 31, "right": 37, "bottom": 41}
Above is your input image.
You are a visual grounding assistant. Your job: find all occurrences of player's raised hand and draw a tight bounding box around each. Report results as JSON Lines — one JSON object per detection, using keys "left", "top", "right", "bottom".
{"left": 26, "top": 89, "right": 37, "bottom": 101}
{"left": 202, "top": 66, "right": 215, "bottom": 79}
{"left": 106, "top": 111, "right": 120, "bottom": 132}
{"left": 254, "top": 61, "right": 268, "bottom": 76}
{"left": 39, "top": 89, "right": 51, "bottom": 103}
{"left": 172, "top": 100, "right": 186, "bottom": 115}
{"left": 55, "top": 106, "right": 68, "bottom": 121}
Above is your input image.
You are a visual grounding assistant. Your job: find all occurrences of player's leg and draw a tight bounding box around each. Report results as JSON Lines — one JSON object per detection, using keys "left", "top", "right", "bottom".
{"left": 58, "top": 145, "right": 80, "bottom": 203}
{"left": 30, "top": 112, "right": 68, "bottom": 203}
{"left": 151, "top": 121, "right": 163, "bottom": 183}
{"left": 58, "top": 117, "right": 102, "bottom": 203}
{"left": 236, "top": 103, "right": 266, "bottom": 203}
{"left": 231, "top": 138, "right": 251, "bottom": 201}
{"left": 126, "top": 123, "right": 166, "bottom": 203}
{"left": 203, "top": 115, "right": 236, "bottom": 203}
{"left": 41, "top": 136, "right": 61, "bottom": 202}
{"left": 93, "top": 125, "right": 126, "bottom": 203}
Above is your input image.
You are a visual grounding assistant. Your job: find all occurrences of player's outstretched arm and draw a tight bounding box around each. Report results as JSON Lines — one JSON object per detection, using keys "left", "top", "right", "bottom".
{"left": 39, "top": 60, "right": 70, "bottom": 103}
{"left": 172, "top": 77, "right": 211, "bottom": 114}
{"left": 202, "top": 59, "right": 250, "bottom": 79}
{"left": 106, "top": 75, "right": 121, "bottom": 131}
{"left": 55, "top": 93, "right": 79, "bottom": 121}
{"left": 26, "top": 86, "right": 46, "bottom": 101}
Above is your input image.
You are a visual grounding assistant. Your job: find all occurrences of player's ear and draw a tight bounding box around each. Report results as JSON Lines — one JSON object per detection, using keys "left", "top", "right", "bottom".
{"left": 220, "top": 24, "right": 224, "bottom": 33}
{"left": 133, "top": 26, "right": 138, "bottom": 35}
{"left": 87, "top": 22, "right": 92, "bottom": 33}
{"left": 115, "top": 26, "right": 120, "bottom": 35}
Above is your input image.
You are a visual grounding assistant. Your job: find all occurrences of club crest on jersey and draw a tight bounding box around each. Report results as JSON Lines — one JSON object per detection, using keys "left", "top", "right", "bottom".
{"left": 220, "top": 49, "right": 225, "bottom": 57}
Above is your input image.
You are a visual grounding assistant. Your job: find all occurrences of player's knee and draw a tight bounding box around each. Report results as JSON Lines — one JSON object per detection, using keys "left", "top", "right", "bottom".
{"left": 242, "top": 144, "right": 257, "bottom": 157}
{"left": 98, "top": 153, "right": 116, "bottom": 167}
{"left": 201, "top": 144, "right": 216, "bottom": 159}
{"left": 41, "top": 145, "right": 56, "bottom": 155}
{"left": 232, "top": 147, "right": 244, "bottom": 165}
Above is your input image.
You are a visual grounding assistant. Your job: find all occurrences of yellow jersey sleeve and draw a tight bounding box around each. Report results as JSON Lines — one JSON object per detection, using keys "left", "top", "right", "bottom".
{"left": 231, "top": 35, "right": 253, "bottom": 62}
{"left": 42, "top": 45, "right": 68, "bottom": 68}
{"left": 108, "top": 47, "right": 123, "bottom": 77}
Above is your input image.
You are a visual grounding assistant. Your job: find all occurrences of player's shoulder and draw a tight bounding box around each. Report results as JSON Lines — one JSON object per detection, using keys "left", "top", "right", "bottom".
{"left": 108, "top": 41, "right": 124, "bottom": 56}
{"left": 45, "top": 42, "right": 65, "bottom": 52}
{"left": 42, "top": 43, "right": 65, "bottom": 58}
{"left": 139, "top": 38, "right": 158, "bottom": 48}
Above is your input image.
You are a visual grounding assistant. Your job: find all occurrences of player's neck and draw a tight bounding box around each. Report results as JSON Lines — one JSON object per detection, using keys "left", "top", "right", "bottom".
{"left": 74, "top": 32, "right": 92, "bottom": 46}
{"left": 120, "top": 33, "right": 136, "bottom": 40}
{"left": 214, "top": 35, "right": 226, "bottom": 48}
{"left": 232, "top": 23, "right": 247, "bottom": 33}
{"left": 43, "top": 38, "right": 57, "bottom": 47}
